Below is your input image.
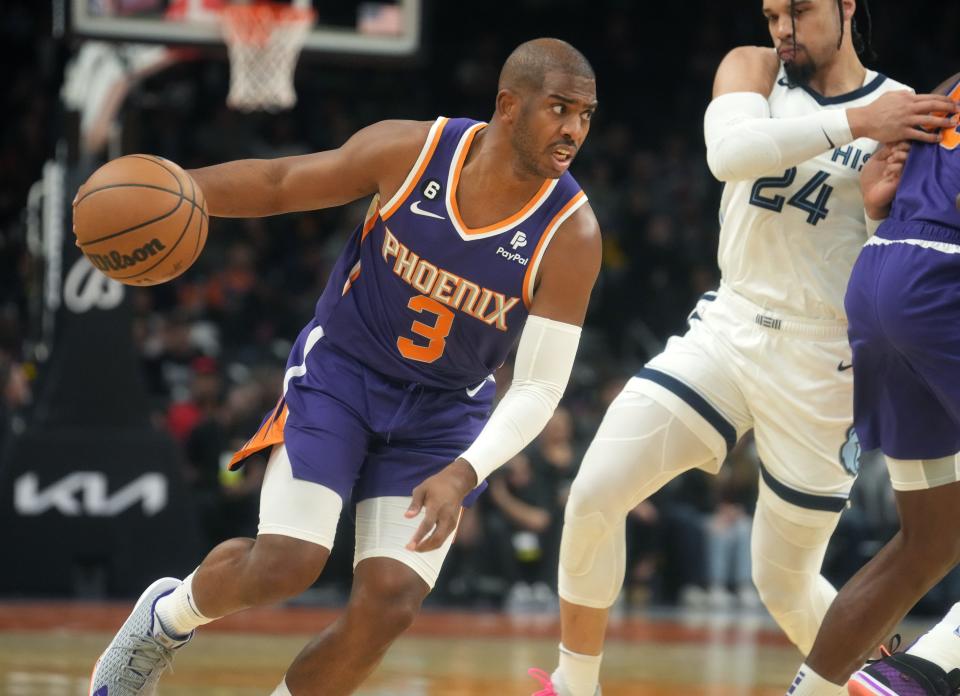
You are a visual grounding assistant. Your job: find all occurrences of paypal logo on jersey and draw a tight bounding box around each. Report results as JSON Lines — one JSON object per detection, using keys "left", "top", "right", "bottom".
{"left": 496, "top": 231, "right": 529, "bottom": 265}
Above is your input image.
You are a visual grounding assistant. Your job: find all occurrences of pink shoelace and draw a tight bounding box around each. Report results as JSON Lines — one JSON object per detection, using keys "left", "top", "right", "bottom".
{"left": 528, "top": 668, "right": 559, "bottom": 696}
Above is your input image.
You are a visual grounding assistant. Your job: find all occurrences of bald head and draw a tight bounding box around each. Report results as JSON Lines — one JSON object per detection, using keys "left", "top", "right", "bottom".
{"left": 498, "top": 38, "right": 595, "bottom": 94}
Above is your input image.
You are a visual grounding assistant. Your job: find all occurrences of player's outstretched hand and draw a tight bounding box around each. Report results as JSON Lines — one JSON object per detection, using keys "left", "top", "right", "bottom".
{"left": 405, "top": 459, "right": 478, "bottom": 553}
{"left": 861, "top": 141, "right": 911, "bottom": 220}
{"left": 849, "top": 91, "right": 959, "bottom": 144}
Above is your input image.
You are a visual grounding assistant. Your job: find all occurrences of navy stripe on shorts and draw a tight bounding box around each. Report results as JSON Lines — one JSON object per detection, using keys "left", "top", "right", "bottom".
{"left": 636, "top": 367, "right": 737, "bottom": 453}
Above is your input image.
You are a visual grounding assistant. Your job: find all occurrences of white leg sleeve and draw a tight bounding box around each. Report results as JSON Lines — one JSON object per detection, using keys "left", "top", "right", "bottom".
{"left": 269, "top": 678, "right": 292, "bottom": 696}
{"left": 885, "top": 453, "right": 960, "bottom": 492}
{"left": 751, "top": 481, "right": 841, "bottom": 656}
{"left": 258, "top": 445, "right": 342, "bottom": 550}
{"left": 558, "top": 390, "right": 716, "bottom": 609}
{"left": 353, "top": 496, "right": 458, "bottom": 590}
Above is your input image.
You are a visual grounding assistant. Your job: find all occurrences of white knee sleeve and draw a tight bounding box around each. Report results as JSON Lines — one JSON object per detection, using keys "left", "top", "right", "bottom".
{"left": 751, "top": 482, "right": 841, "bottom": 656}
{"left": 559, "top": 507, "right": 626, "bottom": 609}
{"left": 558, "top": 391, "right": 715, "bottom": 609}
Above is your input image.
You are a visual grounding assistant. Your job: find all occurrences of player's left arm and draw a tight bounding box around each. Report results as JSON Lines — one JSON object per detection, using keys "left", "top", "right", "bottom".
{"left": 405, "top": 203, "right": 602, "bottom": 553}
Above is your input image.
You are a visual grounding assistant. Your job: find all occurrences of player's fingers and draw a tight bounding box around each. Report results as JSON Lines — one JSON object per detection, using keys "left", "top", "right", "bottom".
{"left": 407, "top": 511, "right": 437, "bottom": 550}
{"left": 910, "top": 94, "right": 959, "bottom": 112}
{"left": 913, "top": 115, "right": 957, "bottom": 131}
{"left": 416, "top": 512, "right": 454, "bottom": 552}
{"left": 878, "top": 142, "right": 909, "bottom": 159}
{"left": 882, "top": 165, "right": 904, "bottom": 180}
{"left": 903, "top": 128, "right": 941, "bottom": 144}
{"left": 405, "top": 487, "right": 426, "bottom": 518}
{"left": 870, "top": 144, "right": 892, "bottom": 162}
{"left": 886, "top": 150, "right": 909, "bottom": 164}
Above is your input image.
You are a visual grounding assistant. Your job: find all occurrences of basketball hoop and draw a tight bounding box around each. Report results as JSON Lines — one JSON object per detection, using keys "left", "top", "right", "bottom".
{"left": 220, "top": 2, "right": 315, "bottom": 112}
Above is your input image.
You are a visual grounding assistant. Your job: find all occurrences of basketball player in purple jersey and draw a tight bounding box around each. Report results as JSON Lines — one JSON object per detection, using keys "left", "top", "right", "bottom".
{"left": 783, "top": 74, "right": 960, "bottom": 696}
{"left": 88, "top": 38, "right": 601, "bottom": 696}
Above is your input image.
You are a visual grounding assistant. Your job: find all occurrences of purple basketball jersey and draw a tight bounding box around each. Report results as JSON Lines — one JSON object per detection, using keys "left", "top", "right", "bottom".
{"left": 844, "top": 77, "right": 960, "bottom": 459}
{"left": 314, "top": 117, "right": 587, "bottom": 389}
{"left": 229, "top": 118, "right": 588, "bottom": 503}
{"left": 887, "top": 78, "right": 960, "bottom": 231}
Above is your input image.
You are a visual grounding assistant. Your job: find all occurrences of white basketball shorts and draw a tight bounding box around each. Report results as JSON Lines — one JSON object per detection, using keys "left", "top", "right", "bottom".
{"left": 629, "top": 284, "right": 858, "bottom": 510}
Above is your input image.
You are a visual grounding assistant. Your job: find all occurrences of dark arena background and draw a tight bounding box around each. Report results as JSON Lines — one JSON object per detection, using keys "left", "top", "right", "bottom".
{"left": 1, "top": 0, "right": 959, "bottom": 693}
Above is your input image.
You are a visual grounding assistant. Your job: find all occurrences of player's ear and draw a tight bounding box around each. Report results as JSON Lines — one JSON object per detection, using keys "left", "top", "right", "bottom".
{"left": 496, "top": 88, "right": 521, "bottom": 123}
{"left": 842, "top": 0, "right": 856, "bottom": 23}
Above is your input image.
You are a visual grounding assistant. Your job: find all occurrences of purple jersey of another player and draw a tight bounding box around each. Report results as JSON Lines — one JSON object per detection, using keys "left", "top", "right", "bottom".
{"left": 314, "top": 116, "right": 587, "bottom": 390}
{"left": 844, "top": 76, "right": 960, "bottom": 460}
{"left": 887, "top": 79, "right": 960, "bottom": 231}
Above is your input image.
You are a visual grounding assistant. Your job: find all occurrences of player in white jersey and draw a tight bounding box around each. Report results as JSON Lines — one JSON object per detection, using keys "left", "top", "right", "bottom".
{"left": 529, "top": 2, "right": 960, "bottom": 695}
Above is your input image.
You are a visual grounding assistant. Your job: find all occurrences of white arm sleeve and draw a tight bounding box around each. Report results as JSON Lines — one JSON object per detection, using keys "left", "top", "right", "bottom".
{"left": 704, "top": 92, "right": 855, "bottom": 182}
{"left": 460, "top": 314, "right": 582, "bottom": 482}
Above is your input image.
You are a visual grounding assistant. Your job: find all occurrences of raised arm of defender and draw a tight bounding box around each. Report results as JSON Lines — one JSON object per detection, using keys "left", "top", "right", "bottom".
{"left": 405, "top": 203, "right": 602, "bottom": 553}
{"left": 186, "top": 120, "right": 431, "bottom": 217}
{"left": 705, "top": 46, "right": 959, "bottom": 182}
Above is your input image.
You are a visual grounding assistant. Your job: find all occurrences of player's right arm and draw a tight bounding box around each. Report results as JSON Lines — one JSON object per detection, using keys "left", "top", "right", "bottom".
{"left": 187, "top": 119, "right": 430, "bottom": 217}
{"left": 705, "top": 46, "right": 959, "bottom": 182}
{"left": 405, "top": 203, "right": 602, "bottom": 553}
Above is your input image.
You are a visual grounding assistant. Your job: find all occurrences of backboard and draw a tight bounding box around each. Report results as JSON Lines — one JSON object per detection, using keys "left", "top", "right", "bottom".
{"left": 65, "top": 0, "right": 421, "bottom": 57}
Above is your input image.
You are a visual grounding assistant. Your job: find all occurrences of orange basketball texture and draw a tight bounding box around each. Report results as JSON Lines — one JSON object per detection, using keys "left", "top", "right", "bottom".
{"left": 73, "top": 154, "right": 208, "bottom": 286}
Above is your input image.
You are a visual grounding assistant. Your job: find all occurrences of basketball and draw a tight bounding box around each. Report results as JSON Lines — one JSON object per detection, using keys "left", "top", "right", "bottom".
{"left": 72, "top": 154, "right": 208, "bottom": 286}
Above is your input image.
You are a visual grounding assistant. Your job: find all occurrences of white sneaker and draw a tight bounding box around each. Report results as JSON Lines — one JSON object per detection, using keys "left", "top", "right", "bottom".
{"left": 89, "top": 577, "right": 192, "bottom": 696}
{"left": 528, "top": 668, "right": 602, "bottom": 696}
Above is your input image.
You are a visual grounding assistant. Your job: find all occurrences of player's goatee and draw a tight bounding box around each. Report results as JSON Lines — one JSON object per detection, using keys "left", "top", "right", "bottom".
{"left": 784, "top": 58, "right": 816, "bottom": 88}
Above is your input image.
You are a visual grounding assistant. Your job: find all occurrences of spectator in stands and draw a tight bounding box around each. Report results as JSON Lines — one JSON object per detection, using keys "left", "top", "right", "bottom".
{"left": 184, "top": 379, "right": 265, "bottom": 545}
{"left": 703, "top": 436, "right": 760, "bottom": 610}
{"left": 487, "top": 452, "right": 558, "bottom": 612}
{"left": 0, "top": 352, "right": 30, "bottom": 454}
{"left": 165, "top": 355, "right": 221, "bottom": 443}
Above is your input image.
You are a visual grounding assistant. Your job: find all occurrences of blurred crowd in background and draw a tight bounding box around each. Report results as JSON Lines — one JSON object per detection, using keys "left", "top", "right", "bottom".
{"left": 2, "top": 0, "right": 960, "bottom": 614}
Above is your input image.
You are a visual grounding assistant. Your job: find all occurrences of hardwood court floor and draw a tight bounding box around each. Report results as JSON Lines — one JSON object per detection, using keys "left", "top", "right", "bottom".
{"left": 0, "top": 602, "right": 821, "bottom": 695}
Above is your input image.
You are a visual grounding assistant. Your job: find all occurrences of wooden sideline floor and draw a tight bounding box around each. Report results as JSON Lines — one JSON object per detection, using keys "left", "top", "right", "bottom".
{"left": 0, "top": 602, "right": 812, "bottom": 695}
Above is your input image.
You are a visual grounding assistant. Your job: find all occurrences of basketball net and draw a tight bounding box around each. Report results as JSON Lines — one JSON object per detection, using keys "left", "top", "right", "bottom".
{"left": 220, "top": 2, "right": 315, "bottom": 112}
